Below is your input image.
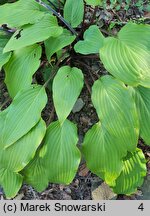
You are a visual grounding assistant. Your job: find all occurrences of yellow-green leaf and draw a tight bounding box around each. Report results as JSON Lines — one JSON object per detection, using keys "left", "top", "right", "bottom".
{"left": 4, "top": 14, "right": 63, "bottom": 52}
{"left": 100, "top": 23, "right": 150, "bottom": 87}
{"left": 0, "top": 119, "right": 46, "bottom": 198}
{"left": 23, "top": 120, "right": 81, "bottom": 191}
{"left": 82, "top": 122, "right": 124, "bottom": 185}
{"left": 0, "top": 0, "right": 45, "bottom": 28}
{"left": 0, "top": 168, "right": 23, "bottom": 199}
{"left": 45, "top": 29, "right": 75, "bottom": 61}
{"left": 53, "top": 66, "right": 84, "bottom": 124}
{"left": 0, "top": 119, "right": 46, "bottom": 172}
{"left": 74, "top": 25, "right": 105, "bottom": 55}
{"left": 0, "top": 85, "right": 47, "bottom": 148}
{"left": 4, "top": 44, "right": 42, "bottom": 98}
{"left": 92, "top": 75, "right": 139, "bottom": 152}
{"left": 133, "top": 86, "right": 150, "bottom": 146}
{"left": 64, "top": 0, "right": 84, "bottom": 28}
{"left": 112, "top": 148, "right": 147, "bottom": 194}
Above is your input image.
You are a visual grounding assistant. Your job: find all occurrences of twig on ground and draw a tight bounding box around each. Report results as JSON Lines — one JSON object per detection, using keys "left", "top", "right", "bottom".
{"left": 47, "top": 105, "right": 55, "bottom": 125}
{"left": 84, "top": 77, "right": 91, "bottom": 94}
{"left": 90, "top": 6, "right": 98, "bottom": 25}
{"left": 75, "top": 59, "right": 100, "bottom": 83}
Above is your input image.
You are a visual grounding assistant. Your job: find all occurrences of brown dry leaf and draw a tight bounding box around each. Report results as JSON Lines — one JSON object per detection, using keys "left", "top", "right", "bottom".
{"left": 79, "top": 164, "right": 89, "bottom": 177}
{"left": 144, "top": 12, "right": 150, "bottom": 18}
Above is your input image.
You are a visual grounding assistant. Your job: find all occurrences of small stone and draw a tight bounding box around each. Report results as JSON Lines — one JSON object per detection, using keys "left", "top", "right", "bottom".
{"left": 65, "top": 188, "right": 71, "bottom": 195}
{"left": 92, "top": 182, "right": 117, "bottom": 200}
{"left": 72, "top": 98, "right": 85, "bottom": 113}
{"left": 140, "top": 175, "right": 150, "bottom": 200}
{"left": 59, "top": 185, "right": 65, "bottom": 191}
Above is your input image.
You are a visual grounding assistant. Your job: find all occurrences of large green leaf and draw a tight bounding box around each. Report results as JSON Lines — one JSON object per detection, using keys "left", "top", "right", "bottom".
{"left": 64, "top": 0, "right": 84, "bottom": 28}
{"left": 133, "top": 86, "right": 150, "bottom": 146}
{"left": 74, "top": 25, "right": 105, "bottom": 55}
{"left": 112, "top": 148, "right": 147, "bottom": 194}
{"left": 100, "top": 23, "right": 150, "bottom": 87}
{"left": 118, "top": 23, "right": 150, "bottom": 52}
{"left": 0, "top": 168, "right": 23, "bottom": 198}
{"left": 4, "top": 44, "right": 42, "bottom": 98}
{"left": 0, "top": 0, "right": 46, "bottom": 28}
{"left": 0, "top": 32, "right": 11, "bottom": 70}
{"left": 92, "top": 75, "right": 139, "bottom": 152}
{"left": 0, "top": 119, "right": 46, "bottom": 198}
{"left": 23, "top": 120, "right": 81, "bottom": 191}
{"left": 0, "top": 85, "right": 47, "bottom": 148}
{"left": 82, "top": 122, "right": 124, "bottom": 185}
{"left": 44, "top": 29, "right": 76, "bottom": 61}
{"left": 23, "top": 156, "right": 49, "bottom": 192}
{"left": 53, "top": 66, "right": 84, "bottom": 124}
{"left": 4, "top": 14, "right": 63, "bottom": 52}
{"left": 0, "top": 119, "right": 46, "bottom": 172}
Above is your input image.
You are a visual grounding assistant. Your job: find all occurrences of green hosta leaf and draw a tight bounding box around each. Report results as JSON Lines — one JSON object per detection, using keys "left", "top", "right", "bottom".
{"left": 118, "top": 23, "right": 150, "bottom": 51}
{"left": 45, "top": 29, "right": 76, "bottom": 61}
{"left": 74, "top": 25, "right": 105, "bottom": 54}
{"left": 4, "top": 14, "right": 63, "bottom": 52}
{"left": 23, "top": 156, "right": 49, "bottom": 192}
{"left": 82, "top": 122, "right": 124, "bottom": 185}
{"left": 85, "top": 0, "right": 102, "bottom": 6}
{"left": 23, "top": 120, "right": 81, "bottom": 191}
{"left": 0, "top": 85, "right": 47, "bottom": 148}
{"left": 53, "top": 66, "right": 84, "bottom": 123}
{"left": 0, "top": 119, "right": 46, "bottom": 198}
{"left": 112, "top": 148, "right": 147, "bottom": 194}
{"left": 0, "top": 0, "right": 45, "bottom": 28}
{"left": 64, "top": 0, "right": 84, "bottom": 28}
{"left": 133, "top": 86, "right": 150, "bottom": 146}
{"left": 4, "top": 44, "right": 42, "bottom": 98}
{"left": 0, "top": 168, "right": 23, "bottom": 198}
{"left": 0, "top": 119, "right": 46, "bottom": 171}
{"left": 92, "top": 75, "right": 139, "bottom": 152}
{"left": 0, "top": 32, "right": 11, "bottom": 70}
{"left": 100, "top": 23, "right": 150, "bottom": 87}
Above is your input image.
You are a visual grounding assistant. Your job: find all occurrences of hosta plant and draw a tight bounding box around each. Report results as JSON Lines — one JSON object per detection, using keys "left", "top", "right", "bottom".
{"left": 0, "top": 0, "right": 149, "bottom": 198}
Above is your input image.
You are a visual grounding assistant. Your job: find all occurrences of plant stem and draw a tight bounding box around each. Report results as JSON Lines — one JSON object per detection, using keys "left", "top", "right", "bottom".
{"left": 90, "top": 6, "right": 98, "bottom": 25}
{"left": 84, "top": 77, "right": 91, "bottom": 94}
{"left": 47, "top": 105, "right": 55, "bottom": 125}
{"left": 58, "top": 0, "right": 61, "bottom": 14}
{"left": 43, "top": 67, "right": 57, "bottom": 88}
{"left": 35, "top": 0, "right": 78, "bottom": 36}
{"left": 47, "top": 0, "right": 57, "bottom": 10}
{"left": 43, "top": 53, "right": 66, "bottom": 88}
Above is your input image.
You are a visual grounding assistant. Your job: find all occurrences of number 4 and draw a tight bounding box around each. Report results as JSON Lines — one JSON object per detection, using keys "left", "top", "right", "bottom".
{"left": 138, "top": 203, "right": 144, "bottom": 211}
